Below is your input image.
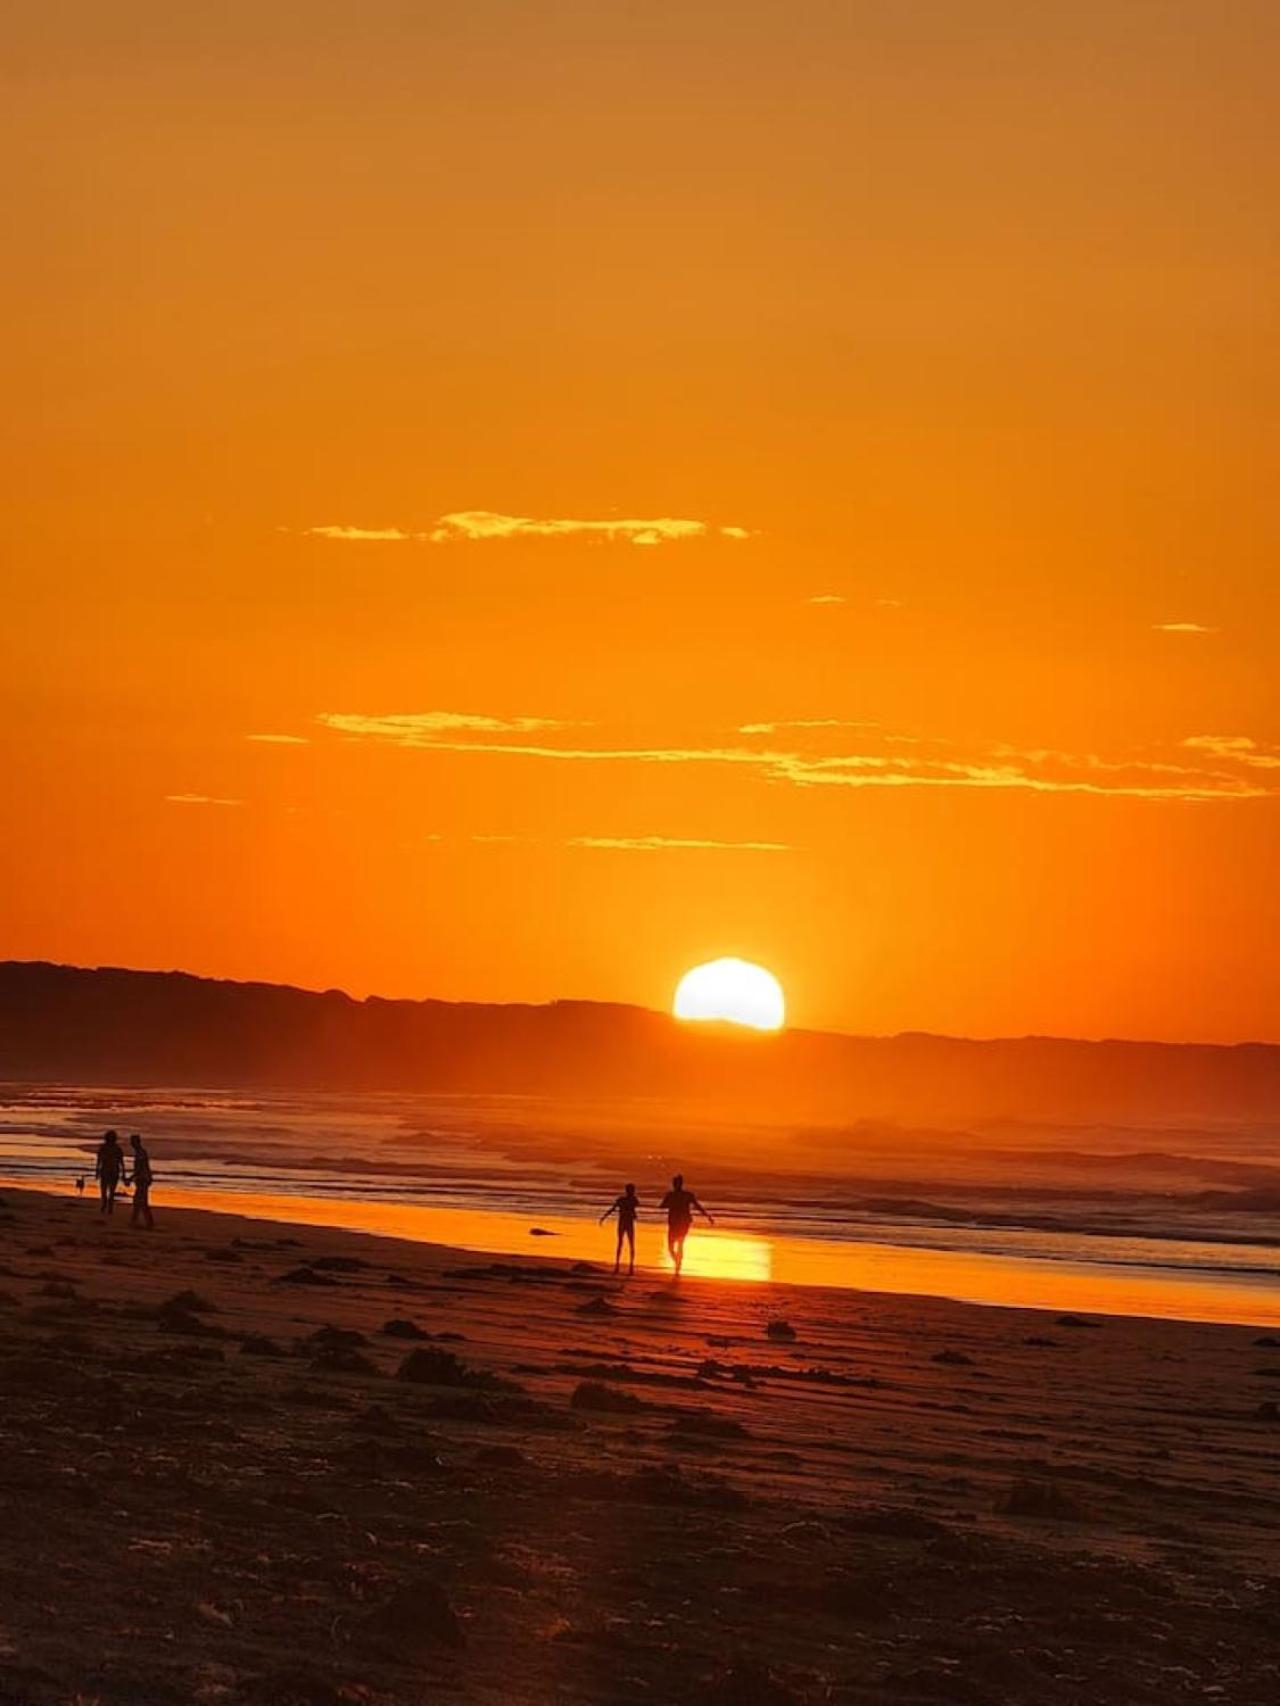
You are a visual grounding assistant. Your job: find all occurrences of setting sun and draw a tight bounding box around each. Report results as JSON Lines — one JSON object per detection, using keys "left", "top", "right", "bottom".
{"left": 673, "top": 958, "right": 786, "bottom": 1032}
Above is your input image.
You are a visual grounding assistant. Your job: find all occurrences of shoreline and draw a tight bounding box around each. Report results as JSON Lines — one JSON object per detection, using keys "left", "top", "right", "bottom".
{"left": 7, "top": 1176, "right": 1279, "bottom": 1329}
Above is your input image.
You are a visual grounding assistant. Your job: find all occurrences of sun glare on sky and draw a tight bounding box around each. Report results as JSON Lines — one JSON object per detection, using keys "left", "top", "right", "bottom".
{"left": 673, "top": 958, "right": 786, "bottom": 1031}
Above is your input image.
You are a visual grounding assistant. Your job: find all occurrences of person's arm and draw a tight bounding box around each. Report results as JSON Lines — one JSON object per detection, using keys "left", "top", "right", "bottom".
{"left": 599, "top": 1200, "right": 618, "bottom": 1224}
{"left": 693, "top": 1194, "right": 715, "bottom": 1225}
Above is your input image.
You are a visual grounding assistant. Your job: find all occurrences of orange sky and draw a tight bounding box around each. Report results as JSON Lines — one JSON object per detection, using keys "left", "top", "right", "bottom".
{"left": 4, "top": 3, "right": 1278, "bottom": 1042}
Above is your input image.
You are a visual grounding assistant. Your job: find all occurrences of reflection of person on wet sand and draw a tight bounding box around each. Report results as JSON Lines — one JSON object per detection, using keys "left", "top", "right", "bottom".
{"left": 599, "top": 1183, "right": 640, "bottom": 1276}
{"left": 126, "top": 1133, "right": 155, "bottom": 1230}
{"left": 659, "top": 1173, "right": 714, "bottom": 1275}
{"left": 94, "top": 1131, "right": 126, "bottom": 1216}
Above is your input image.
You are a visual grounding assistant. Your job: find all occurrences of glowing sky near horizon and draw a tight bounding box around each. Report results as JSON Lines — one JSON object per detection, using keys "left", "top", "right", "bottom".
{"left": 3, "top": 2, "right": 1278, "bottom": 1041}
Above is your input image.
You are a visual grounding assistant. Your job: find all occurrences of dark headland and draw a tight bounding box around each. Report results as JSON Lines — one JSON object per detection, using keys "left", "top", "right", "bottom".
{"left": 2, "top": 959, "right": 1278, "bottom": 1124}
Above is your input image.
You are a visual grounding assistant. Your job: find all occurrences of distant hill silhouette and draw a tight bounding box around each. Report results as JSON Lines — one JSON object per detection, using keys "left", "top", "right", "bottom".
{"left": 2, "top": 961, "right": 1277, "bottom": 1124}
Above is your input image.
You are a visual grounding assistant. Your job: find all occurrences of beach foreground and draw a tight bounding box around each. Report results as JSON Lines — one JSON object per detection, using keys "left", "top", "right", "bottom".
{"left": 1, "top": 1189, "right": 1277, "bottom": 1705}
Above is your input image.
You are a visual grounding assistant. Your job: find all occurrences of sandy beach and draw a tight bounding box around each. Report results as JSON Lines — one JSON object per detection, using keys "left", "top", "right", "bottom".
{"left": 2, "top": 1184, "right": 1278, "bottom": 1704}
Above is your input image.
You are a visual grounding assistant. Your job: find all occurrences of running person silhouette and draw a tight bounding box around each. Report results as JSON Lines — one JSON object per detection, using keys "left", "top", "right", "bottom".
{"left": 659, "top": 1174, "right": 714, "bottom": 1275}
{"left": 599, "top": 1183, "right": 640, "bottom": 1276}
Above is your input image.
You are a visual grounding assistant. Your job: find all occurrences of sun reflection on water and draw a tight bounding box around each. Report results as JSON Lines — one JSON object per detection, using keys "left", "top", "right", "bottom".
{"left": 663, "top": 1231, "right": 773, "bottom": 1282}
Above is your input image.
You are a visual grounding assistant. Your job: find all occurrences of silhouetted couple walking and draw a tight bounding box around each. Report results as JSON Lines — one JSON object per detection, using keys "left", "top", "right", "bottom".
{"left": 599, "top": 1173, "right": 714, "bottom": 1276}
{"left": 93, "top": 1131, "right": 155, "bottom": 1228}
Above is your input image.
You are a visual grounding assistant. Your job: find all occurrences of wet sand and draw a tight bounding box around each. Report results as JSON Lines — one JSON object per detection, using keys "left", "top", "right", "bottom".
{"left": 10, "top": 1176, "right": 1279, "bottom": 1328}
{"left": 1, "top": 1186, "right": 1278, "bottom": 1704}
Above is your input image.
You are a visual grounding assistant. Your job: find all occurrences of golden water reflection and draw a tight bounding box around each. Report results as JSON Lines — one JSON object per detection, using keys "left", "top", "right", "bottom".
{"left": 663, "top": 1232, "right": 773, "bottom": 1282}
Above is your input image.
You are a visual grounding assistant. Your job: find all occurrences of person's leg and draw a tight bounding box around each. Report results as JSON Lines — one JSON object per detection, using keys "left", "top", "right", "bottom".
{"left": 141, "top": 1189, "right": 153, "bottom": 1229}
{"left": 624, "top": 1225, "right": 635, "bottom": 1275}
{"left": 614, "top": 1228, "right": 623, "bottom": 1275}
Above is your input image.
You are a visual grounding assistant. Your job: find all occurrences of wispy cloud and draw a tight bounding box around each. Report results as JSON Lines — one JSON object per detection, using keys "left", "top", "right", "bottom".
{"left": 318, "top": 715, "right": 758, "bottom": 772}
{"left": 316, "top": 710, "right": 1279, "bottom": 801}
{"left": 321, "top": 712, "right": 570, "bottom": 742}
{"left": 296, "top": 525, "right": 415, "bottom": 542}
{"left": 457, "top": 830, "right": 791, "bottom": 852}
{"left": 1184, "top": 734, "right": 1255, "bottom": 755}
{"left": 759, "top": 749, "right": 1266, "bottom": 800}
{"left": 808, "top": 594, "right": 902, "bottom": 609}
{"left": 291, "top": 512, "right": 751, "bottom": 548}
{"left": 165, "top": 793, "right": 242, "bottom": 807}
{"left": 738, "top": 719, "right": 880, "bottom": 736}
{"left": 1184, "top": 734, "right": 1280, "bottom": 770}
{"left": 1154, "top": 621, "right": 1217, "bottom": 634}
{"left": 429, "top": 511, "right": 748, "bottom": 546}
{"left": 568, "top": 835, "right": 791, "bottom": 852}
{"left": 246, "top": 734, "right": 310, "bottom": 745}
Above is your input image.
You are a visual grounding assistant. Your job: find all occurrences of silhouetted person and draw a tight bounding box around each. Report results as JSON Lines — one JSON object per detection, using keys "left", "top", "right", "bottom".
{"left": 94, "top": 1131, "right": 125, "bottom": 1216}
{"left": 660, "top": 1173, "right": 713, "bottom": 1275}
{"left": 599, "top": 1183, "right": 640, "bottom": 1276}
{"left": 75, "top": 1174, "right": 85, "bottom": 1196}
{"left": 126, "top": 1134, "right": 154, "bottom": 1230}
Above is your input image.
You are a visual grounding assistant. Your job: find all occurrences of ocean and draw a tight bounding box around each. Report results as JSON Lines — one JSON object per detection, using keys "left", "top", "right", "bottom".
{"left": 2, "top": 1083, "right": 1278, "bottom": 1326}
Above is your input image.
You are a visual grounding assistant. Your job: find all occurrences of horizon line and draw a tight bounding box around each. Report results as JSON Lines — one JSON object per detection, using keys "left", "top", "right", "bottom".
{"left": 2, "top": 958, "right": 1275, "bottom": 1053}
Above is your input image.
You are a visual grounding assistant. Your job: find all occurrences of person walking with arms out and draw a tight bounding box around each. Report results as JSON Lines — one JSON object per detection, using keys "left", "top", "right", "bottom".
{"left": 600, "top": 1183, "right": 641, "bottom": 1276}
